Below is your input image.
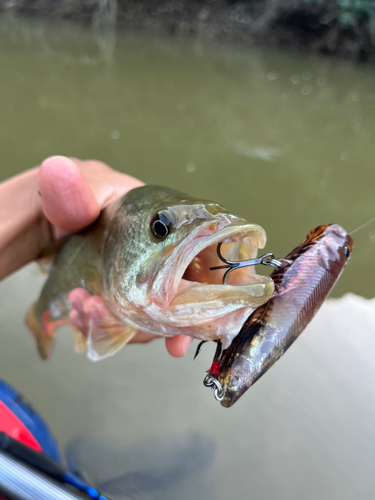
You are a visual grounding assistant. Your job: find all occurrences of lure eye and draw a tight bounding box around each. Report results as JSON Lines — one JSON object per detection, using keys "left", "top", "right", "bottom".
{"left": 344, "top": 246, "right": 350, "bottom": 258}
{"left": 151, "top": 213, "right": 171, "bottom": 239}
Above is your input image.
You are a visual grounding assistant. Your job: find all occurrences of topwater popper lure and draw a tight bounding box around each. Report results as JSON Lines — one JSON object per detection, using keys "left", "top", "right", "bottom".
{"left": 204, "top": 224, "right": 353, "bottom": 407}
{"left": 26, "top": 186, "right": 275, "bottom": 361}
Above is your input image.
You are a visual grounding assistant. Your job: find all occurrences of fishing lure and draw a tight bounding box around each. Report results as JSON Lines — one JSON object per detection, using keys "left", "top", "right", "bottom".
{"left": 204, "top": 224, "right": 353, "bottom": 407}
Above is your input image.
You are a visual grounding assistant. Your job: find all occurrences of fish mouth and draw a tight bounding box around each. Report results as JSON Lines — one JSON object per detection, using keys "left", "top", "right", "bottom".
{"left": 179, "top": 224, "right": 268, "bottom": 290}
{"left": 152, "top": 220, "right": 274, "bottom": 307}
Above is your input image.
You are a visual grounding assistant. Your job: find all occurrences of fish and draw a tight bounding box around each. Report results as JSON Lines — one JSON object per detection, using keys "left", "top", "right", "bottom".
{"left": 26, "top": 186, "right": 274, "bottom": 361}
{"left": 216, "top": 224, "right": 353, "bottom": 408}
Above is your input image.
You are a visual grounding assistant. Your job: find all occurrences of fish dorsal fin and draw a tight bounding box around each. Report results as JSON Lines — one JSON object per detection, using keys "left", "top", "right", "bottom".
{"left": 85, "top": 309, "right": 137, "bottom": 361}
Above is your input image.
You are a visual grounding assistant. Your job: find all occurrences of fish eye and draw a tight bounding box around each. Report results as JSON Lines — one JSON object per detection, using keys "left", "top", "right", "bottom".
{"left": 344, "top": 246, "right": 350, "bottom": 258}
{"left": 151, "top": 213, "right": 170, "bottom": 239}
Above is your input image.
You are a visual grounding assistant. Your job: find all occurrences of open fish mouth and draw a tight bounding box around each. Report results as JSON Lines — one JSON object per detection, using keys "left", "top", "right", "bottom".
{"left": 151, "top": 220, "right": 274, "bottom": 325}
{"left": 182, "top": 226, "right": 267, "bottom": 285}
{"left": 178, "top": 224, "right": 269, "bottom": 290}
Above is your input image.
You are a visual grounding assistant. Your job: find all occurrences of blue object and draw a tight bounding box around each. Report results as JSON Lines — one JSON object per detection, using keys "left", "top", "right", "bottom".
{"left": 0, "top": 380, "right": 109, "bottom": 499}
{"left": 65, "top": 472, "right": 104, "bottom": 499}
{"left": 0, "top": 380, "right": 60, "bottom": 462}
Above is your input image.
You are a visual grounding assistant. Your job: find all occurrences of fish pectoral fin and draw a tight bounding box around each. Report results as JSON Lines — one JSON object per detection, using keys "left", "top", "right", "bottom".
{"left": 72, "top": 327, "right": 88, "bottom": 354}
{"left": 85, "top": 311, "right": 137, "bottom": 361}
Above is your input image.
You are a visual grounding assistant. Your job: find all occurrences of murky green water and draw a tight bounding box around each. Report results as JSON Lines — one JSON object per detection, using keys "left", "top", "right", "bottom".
{"left": 0, "top": 15, "right": 374, "bottom": 500}
{"left": 1, "top": 14, "right": 375, "bottom": 297}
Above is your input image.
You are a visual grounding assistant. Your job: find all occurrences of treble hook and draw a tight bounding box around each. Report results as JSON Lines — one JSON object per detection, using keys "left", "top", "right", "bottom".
{"left": 194, "top": 340, "right": 207, "bottom": 359}
{"left": 210, "top": 242, "right": 284, "bottom": 285}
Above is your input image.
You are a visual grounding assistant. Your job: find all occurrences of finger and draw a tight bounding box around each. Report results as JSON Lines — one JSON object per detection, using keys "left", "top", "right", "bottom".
{"left": 69, "top": 158, "right": 144, "bottom": 209}
{"left": 68, "top": 288, "right": 93, "bottom": 336}
{"left": 68, "top": 288, "right": 91, "bottom": 314}
{"left": 165, "top": 335, "right": 192, "bottom": 358}
{"left": 39, "top": 156, "right": 100, "bottom": 234}
{"left": 69, "top": 308, "right": 84, "bottom": 332}
{"left": 83, "top": 295, "right": 108, "bottom": 322}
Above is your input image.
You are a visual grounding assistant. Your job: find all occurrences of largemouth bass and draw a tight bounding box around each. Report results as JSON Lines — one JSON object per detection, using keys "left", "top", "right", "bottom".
{"left": 215, "top": 224, "right": 353, "bottom": 407}
{"left": 26, "top": 186, "right": 274, "bottom": 361}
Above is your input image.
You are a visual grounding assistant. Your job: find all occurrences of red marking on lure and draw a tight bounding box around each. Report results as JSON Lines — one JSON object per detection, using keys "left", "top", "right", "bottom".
{"left": 209, "top": 360, "right": 221, "bottom": 376}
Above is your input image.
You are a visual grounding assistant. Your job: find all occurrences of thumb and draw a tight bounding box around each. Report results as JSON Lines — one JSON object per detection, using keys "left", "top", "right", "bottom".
{"left": 39, "top": 156, "right": 100, "bottom": 234}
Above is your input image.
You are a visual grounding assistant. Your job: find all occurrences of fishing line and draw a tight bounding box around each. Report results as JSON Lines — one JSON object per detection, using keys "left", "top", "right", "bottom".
{"left": 349, "top": 217, "right": 375, "bottom": 235}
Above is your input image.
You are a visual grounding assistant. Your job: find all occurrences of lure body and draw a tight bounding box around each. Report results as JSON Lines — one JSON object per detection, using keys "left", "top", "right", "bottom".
{"left": 218, "top": 224, "right": 353, "bottom": 407}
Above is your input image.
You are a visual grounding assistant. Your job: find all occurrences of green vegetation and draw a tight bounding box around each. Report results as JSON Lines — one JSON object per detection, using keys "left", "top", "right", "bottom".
{"left": 337, "top": 0, "right": 375, "bottom": 31}
{"left": 302, "top": 0, "right": 375, "bottom": 32}
{"left": 1, "top": 0, "right": 375, "bottom": 61}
